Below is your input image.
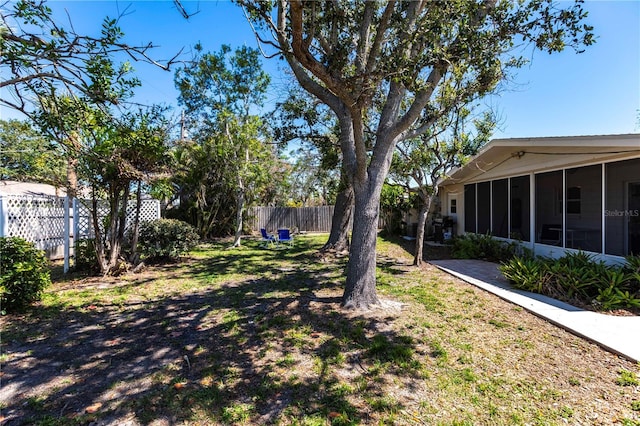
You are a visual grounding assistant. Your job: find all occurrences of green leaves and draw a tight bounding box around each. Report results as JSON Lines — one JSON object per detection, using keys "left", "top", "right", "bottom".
{"left": 0, "top": 119, "right": 65, "bottom": 184}
{"left": 0, "top": 237, "right": 51, "bottom": 312}
{"left": 501, "top": 256, "right": 548, "bottom": 294}
{"left": 500, "top": 252, "right": 640, "bottom": 312}
{"left": 137, "top": 219, "right": 200, "bottom": 260}
{"left": 175, "top": 45, "right": 271, "bottom": 120}
{"left": 2, "top": 0, "right": 173, "bottom": 116}
{"left": 172, "top": 45, "right": 283, "bottom": 238}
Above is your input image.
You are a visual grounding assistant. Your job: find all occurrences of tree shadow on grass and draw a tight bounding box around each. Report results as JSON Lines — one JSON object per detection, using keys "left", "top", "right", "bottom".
{"left": 379, "top": 234, "right": 453, "bottom": 263}
{"left": 1, "top": 242, "right": 422, "bottom": 425}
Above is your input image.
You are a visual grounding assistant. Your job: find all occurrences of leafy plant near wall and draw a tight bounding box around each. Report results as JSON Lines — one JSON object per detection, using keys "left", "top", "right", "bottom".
{"left": 0, "top": 237, "right": 51, "bottom": 312}
{"left": 74, "top": 238, "right": 99, "bottom": 272}
{"left": 451, "top": 233, "right": 531, "bottom": 263}
{"left": 500, "top": 252, "right": 640, "bottom": 313}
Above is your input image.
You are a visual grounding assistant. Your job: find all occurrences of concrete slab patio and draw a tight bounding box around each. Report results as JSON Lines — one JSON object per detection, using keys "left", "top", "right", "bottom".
{"left": 430, "top": 259, "right": 640, "bottom": 363}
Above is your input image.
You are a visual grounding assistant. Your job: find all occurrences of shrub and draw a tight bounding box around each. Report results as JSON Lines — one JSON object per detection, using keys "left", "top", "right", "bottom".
{"left": 547, "top": 252, "right": 605, "bottom": 300}
{"left": 500, "top": 256, "right": 549, "bottom": 294}
{"left": 137, "top": 219, "right": 200, "bottom": 261}
{"left": 74, "top": 238, "right": 99, "bottom": 272}
{"left": 452, "top": 233, "right": 530, "bottom": 263}
{"left": 0, "top": 237, "right": 51, "bottom": 312}
{"left": 623, "top": 254, "right": 640, "bottom": 293}
{"left": 501, "top": 252, "right": 640, "bottom": 313}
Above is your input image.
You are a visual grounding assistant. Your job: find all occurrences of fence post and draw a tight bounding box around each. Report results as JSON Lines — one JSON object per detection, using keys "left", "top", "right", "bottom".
{"left": 64, "top": 196, "right": 70, "bottom": 273}
{"left": 0, "top": 196, "right": 5, "bottom": 238}
{"left": 73, "top": 198, "right": 78, "bottom": 240}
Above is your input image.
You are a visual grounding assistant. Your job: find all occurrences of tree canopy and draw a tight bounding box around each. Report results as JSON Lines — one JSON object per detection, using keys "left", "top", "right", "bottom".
{"left": 173, "top": 45, "right": 284, "bottom": 243}
{"left": 0, "top": 119, "right": 65, "bottom": 184}
{"left": 0, "top": 0, "right": 178, "bottom": 115}
{"left": 393, "top": 103, "right": 496, "bottom": 265}
{"left": 239, "top": 0, "right": 594, "bottom": 308}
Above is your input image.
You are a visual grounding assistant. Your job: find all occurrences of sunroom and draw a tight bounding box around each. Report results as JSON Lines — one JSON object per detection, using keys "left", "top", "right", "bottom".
{"left": 438, "top": 134, "right": 640, "bottom": 262}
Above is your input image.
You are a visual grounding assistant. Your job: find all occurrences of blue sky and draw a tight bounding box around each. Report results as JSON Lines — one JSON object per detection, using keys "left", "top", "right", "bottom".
{"left": 1, "top": 0, "right": 639, "bottom": 139}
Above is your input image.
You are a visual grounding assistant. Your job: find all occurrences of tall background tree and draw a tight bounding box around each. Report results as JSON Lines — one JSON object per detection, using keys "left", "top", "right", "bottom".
{"left": 392, "top": 104, "right": 496, "bottom": 266}
{"left": 240, "top": 0, "right": 594, "bottom": 309}
{"left": 35, "top": 92, "right": 172, "bottom": 274}
{"left": 1, "top": 0, "right": 178, "bottom": 198}
{"left": 1, "top": 0, "right": 178, "bottom": 274}
{"left": 174, "top": 45, "right": 281, "bottom": 244}
{"left": 270, "top": 87, "right": 352, "bottom": 248}
{"left": 0, "top": 119, "right": 65, "bottom": 184}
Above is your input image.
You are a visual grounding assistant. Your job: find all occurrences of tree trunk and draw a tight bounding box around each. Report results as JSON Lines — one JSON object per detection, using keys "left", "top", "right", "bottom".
{"left": 65, "top": 132, "right": 80, "bottom": 199}
{"left": 66, "top": 157, "right": 78, "bottom": 199}
{"left": 129, "top": 180, "right": 143, "bottom": 263}
{"left": 231, "top": 179, "right": 245, "bottom": 248}
{"left": 322, "top": 112, "right": 356, "bottom": 253}
{"left": 413, "top": 190, "right": 438, "bottom": 266}
{"left": 342, "top": 178, "right": 383, "bottom": 309}
{"left": 321, "top": 181, "right": 353, "bottom": 253}
{"left": 91, "top": 194, "right": 108, "bottom": 274}
{"left": 106, "top": 185, "right": 129, "bottom": 273}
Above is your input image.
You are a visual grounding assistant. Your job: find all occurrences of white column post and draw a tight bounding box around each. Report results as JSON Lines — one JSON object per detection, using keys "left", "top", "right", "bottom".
{"left": 73, "top": 198, "right": 79, "bottom": 243}
{"left": 601, "top": 163, "right": 606, "bottom": 255}
{"left": 64, "top": 196, "right": 70, "bottom": 273}
{"left": 530, "top": 173, "right": 535, "bottom": 251}
{"left": 562, "top": 169, "right": 567, "bottom": 249}
{"left": 0, "top": 197, "right": 5, "bottom": 238}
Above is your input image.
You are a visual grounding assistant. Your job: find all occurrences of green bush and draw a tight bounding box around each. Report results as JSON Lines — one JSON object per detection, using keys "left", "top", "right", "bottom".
{"left": 74, "top": 238, "right": 99, "bottom": 272}
{"left": 451, "top": 233, "right": 530, "bottom": 262}
{"left": 500, "top": 256, "right": 549, "bottom": 294}
{"left": 623, "top": 254, "right": 640, "bottom": 293}
{"left": 137, "top": 219, "right": 200, "bottom": 261}
{"left": 500, "top": 252, "right": 640, "bottom": 312}
{"left": 0, "top": 237, "right": 51, "bottom": 312}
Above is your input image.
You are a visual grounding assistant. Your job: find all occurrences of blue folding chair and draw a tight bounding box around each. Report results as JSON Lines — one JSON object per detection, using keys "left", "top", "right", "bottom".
{"left": 260, "top": 228, "right": 277, "bottom": 248}
{"left": 277, "top": 229, "right": 294, "bottom": 248}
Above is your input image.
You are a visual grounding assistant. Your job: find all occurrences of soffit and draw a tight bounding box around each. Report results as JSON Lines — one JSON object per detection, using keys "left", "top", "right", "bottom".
{"left": 440, "top": 134, "right": 640, "bottom": 186}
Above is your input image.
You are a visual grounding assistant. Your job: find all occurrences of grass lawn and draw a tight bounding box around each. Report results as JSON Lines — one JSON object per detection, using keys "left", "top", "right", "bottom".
{"left": 1, "top": 234, "right": 639, "bottom": 425}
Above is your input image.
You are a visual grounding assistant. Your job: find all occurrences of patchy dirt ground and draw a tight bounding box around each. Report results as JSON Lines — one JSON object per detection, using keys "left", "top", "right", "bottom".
{"left": 1, "top": 238, "right": 639, "bottom": 425}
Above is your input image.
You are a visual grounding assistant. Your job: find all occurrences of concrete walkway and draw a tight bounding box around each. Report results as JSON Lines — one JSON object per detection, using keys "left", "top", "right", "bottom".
{"left": 429, "top": 259, "right": 640, "bottom": 363}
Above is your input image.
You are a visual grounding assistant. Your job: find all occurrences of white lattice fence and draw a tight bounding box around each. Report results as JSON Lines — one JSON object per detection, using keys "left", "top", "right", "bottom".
{"left": 74, "top": 199, "right": 160, "bottom": 240}
{"left": 0, "top": 195, "right": 160, "bottom": 261}
{"left": 0, "top": 195, "right": 67, "bottom": 257}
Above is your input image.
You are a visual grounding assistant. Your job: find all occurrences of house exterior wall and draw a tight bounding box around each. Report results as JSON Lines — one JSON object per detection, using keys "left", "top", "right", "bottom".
{"left": 439, "top": 135, "right": 640, "bottom": 263}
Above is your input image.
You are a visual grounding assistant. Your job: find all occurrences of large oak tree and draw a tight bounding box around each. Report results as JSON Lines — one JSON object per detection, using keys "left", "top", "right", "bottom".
{"left": 270, "top": 86, "right": 352, "bottom": 250}
{"left": 240, "top": 1, "right": 594, "bottom": 308}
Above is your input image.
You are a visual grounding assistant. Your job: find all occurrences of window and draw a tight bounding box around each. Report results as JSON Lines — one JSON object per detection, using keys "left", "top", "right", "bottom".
{"left": 464, "top": 184, "right": 476, "bottom": 233}
{"left": 567, "top": 186, "right": 581, "bottom": 215}
{"left": 450, "top": 198, "right": 457, "bottom": 214}
{"left": 535, "top": 171, "right": 563, "bottom": 246}
{"left": 606, "top": 158, "right": 640, "bottom": 256}
{"left": 566, "top": 165, "right": 601, "bottom": 252}
{"left": 477, "top": 182, "right": 491, "bottom": 234}
{"left": 510, "top": 175, "right": 530, "bottom": 241}
{"left": 492, "top": 179, "right": 509, "bottom": 238}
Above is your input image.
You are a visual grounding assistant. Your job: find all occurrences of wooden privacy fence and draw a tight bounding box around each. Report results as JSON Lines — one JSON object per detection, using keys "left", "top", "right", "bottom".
{"left": 248, "top": 206, "right": 335, "bottom": 233}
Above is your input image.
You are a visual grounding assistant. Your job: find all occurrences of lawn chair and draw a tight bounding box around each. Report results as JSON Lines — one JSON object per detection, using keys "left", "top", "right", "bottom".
{"left": 277, "top": 228, "right": 294, "bottom": 248}
{"left": 260, "top": 228, "right": 277, "bottom": 248}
